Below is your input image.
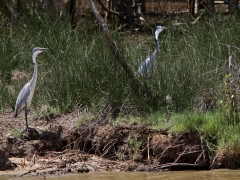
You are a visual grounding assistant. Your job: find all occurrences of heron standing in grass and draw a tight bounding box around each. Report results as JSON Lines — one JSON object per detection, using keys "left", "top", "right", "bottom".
{"left": 138, "top": 26, "right": 167, "bottom": 75}
{"left": 14, "top": 47, "right": 48, "bottom": 131}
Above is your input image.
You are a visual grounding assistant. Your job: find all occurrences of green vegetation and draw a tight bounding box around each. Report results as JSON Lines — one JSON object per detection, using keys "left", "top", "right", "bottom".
{"left": 1, "top": 11, "right": 240, "bottom": 155}
{"left": 11, "top": 129, "right": 22, "bottom": 138}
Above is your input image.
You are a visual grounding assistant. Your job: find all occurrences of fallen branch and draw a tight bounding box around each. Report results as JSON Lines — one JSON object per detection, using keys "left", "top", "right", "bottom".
{"left": 19, "top": 170, "right": 34, "bottom": 177}
{"left": 101, "top": 138, "right": 118, "bottom": 157}
{"left": 88, "top": 0, "right": 136, "bottom": 79}
{"left": 191, "top": 12, "right": 204, "bottom": 25}
{"left": 174, "top": 147, "right": 187, "bottom": 163}
{"left": 88, "top": 0, "right": 160, "bottom": 108}
{"left": 154, "top": 162, "right": 203, "bottom": 170}
{"left": 209, "top": 152, "right": 218, "bottom": 169}
{"left": 195, "top": 150, "right": 204, "bottom": 164}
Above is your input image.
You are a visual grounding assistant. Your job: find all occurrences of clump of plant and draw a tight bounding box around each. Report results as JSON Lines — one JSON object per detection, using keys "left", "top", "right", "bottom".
{"left": 11, "top": 129, "right": 22, "bottom": 138}
{"left": 128, "top": 137, "right": 142, "bottom": 161}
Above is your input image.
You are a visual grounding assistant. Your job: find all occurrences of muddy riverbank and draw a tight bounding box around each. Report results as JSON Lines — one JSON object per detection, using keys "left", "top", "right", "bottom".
{"left": 0, "top": 111, "right": 238, "bottom": 177}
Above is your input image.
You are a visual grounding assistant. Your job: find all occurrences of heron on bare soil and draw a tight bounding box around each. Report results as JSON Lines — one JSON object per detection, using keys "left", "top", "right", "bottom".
{"left": 138, "top": 26, "right": 167, "bottom": 76}
{"left": 14, "top": 47, "right": 48, "bottom": 131}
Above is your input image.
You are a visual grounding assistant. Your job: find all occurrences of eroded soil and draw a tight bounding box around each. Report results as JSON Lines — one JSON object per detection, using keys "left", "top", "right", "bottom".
{"left": 0, "top": 109, "right": 229, "bottom": 178}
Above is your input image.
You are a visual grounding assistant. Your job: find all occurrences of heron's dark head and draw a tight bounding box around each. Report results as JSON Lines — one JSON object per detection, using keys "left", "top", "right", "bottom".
{"left": 155, "top": 26, "right": 167, "bottom": 40}
{"left": 32, "top": 47, "right": 48, "bottom": 63}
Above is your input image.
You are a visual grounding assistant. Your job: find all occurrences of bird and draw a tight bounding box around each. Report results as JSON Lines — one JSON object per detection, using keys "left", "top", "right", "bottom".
{"left": 138, "top": 26, "right": 167, "bottom": 76}
{"left": 14, "top": 47, "right": 48, "bottom": 131}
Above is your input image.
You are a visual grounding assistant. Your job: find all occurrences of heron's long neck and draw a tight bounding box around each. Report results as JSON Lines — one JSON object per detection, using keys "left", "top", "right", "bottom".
{"left": 156, "top": 37, "right": 160, "bottom": 47}
{"left": 31, "top": 62, "right": 38, "bottom": 88}
{"left": 154, "top": 38, "right": 159, "bottom": 55}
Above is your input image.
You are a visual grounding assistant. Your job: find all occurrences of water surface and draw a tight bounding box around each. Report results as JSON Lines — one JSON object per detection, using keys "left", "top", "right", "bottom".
{"left": 1, "top": 169, "right": 240, "bottom": 180}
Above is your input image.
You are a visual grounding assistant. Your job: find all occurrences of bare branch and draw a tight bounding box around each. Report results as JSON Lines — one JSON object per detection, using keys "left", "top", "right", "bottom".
{"left": 96, "top": 0, "right": 121, "bottom": 16}
{"left": 96, "top": 0, "right": 141, "bottom": 19}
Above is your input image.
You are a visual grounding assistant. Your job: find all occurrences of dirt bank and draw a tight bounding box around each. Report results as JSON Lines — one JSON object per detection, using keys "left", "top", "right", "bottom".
{"left": 0, "top": 110, "right": 238, "bottom": 177}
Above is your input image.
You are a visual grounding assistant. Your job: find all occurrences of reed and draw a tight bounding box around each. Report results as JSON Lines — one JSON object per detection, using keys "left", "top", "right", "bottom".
{"left": 0, "top": 13, "right": 240, "bottom": 118}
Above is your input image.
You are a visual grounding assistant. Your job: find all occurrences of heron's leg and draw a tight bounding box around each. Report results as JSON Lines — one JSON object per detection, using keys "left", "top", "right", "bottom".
{"left": 25, "top": 106, "right": 29, "bottom": 131}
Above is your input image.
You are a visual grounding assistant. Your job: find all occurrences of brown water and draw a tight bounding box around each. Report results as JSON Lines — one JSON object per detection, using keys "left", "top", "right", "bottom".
{"left": 1, "top": 170, "right": 240, "bottom": 180}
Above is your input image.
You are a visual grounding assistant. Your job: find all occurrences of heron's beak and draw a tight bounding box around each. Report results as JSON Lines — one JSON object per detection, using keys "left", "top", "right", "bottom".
{"left": 156, "top": 26, "right": 167, "bottom": 31}
{"left": 41, "top": 48, "right": 49, "bottom": 51}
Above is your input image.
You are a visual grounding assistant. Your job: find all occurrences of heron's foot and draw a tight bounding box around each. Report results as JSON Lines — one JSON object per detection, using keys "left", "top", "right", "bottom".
{"left": 21, "top": 127, "right": 40, "bottom": 140}
{"left": 22, "top": 127, "right": 35, "bottom": 133}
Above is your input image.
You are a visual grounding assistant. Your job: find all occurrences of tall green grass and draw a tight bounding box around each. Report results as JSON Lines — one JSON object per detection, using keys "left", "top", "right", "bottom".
{"left": 1, "top": 13, "right": 240, "bottom": 117}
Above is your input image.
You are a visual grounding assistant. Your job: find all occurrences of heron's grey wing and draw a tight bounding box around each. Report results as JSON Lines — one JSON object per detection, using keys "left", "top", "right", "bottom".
{"left": 14, "top": 82, "right": 31, "bottom": 117}
{"left": 138, "top": 56, "right": 151, "bottom": 75}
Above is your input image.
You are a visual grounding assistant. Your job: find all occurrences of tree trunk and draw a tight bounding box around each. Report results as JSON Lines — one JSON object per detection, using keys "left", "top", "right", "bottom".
{"left": 0, "top": 0, "right": 10, "bottom": 17}
{"left": 194, "top": 0, "right": 199, "bottom": 14}
{"left": 132, "top": 0, "right": 141, "bottom": 27}
{"left": 11, "top": 0, "right": 21, "bottom": 27}
{"left": 228, "top": 0, "right": 239, "bottom": 13}
{"left": 109, "top": 0, "right": 142, "bottom": 27}
{"left": 105, "top": 0, "right": 111, "bottom": 23}
{"left": 69, "top": 0, "right": 77, "bottom": 30}
{"left": 43, "top": 0, "right": 54, "bottom": 11}
{"left": 188, "top": 0, "right": 195, "bottom": 16}
{"left": 206, "top": 0, "right": 215, "bottom": 17}
{"left": 139, "top": 0, "right": 146, "bottom": 15}
{"left": 60, "top": 0, "right": 66, "bottom": 17}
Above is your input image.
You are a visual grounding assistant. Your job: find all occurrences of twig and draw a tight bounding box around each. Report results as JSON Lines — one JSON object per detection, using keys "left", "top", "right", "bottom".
{"left": 147, "top": 134, "right": 150, "bottom": 160}
{"left": 209, "top": 152, "right": 218, "bottom": 169}
{"left": 194, "top": 150, "right": 204, "bottom": 164}
{"left": 219, "top": 43, "right": 240, "bottom": 51}
{"left": 174, "top": 147, "right": 187, "bottom": 163}
{"left": 19, "top": 169, "right": 36, "bottom": 177}
{"left": 157, "top": 134, "right": 183, "bottom": 161}
{"left": 101, "top": 138, "right": 118, "bottom": 157}
{"left": 191, "top": 12, "right": 204, "bottom": 25}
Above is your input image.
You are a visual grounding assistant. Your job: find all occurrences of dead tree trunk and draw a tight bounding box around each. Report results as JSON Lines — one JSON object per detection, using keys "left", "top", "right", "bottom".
{"left": 188, "top": 0, "right": 215, "bottom": 17}
{"left": 105, "top": 0, "right": 111, "bottom": 23}
{"left": 194, "top": 0, "right": 199, "bottom": 14}
{"left": 228, "top": 0, "right": 239, "bottom": 13}
{"left": 188, "top": 0, "right": 195, "bottom": 16}
{"left": 43, "top": 0, "right": 54, "bottom": 11}
{"left": 206, "top": 0, "right": 215, "bottom": 17}
{"left": 133, "top": 0, "right": 141, "bottom": 27}
{"left": 69, "top": 0, "right": 77, "bottom": 30}
{"left": 139, "top": 0, "right": 146, "bottom": 15}
{"left": 60, "top": 0, "right": 66, "bottom": 17}
{"left": 11, "top": 0, "right": 21, "bottom": 27}
{"left": 0, "top": 0, "right": 11, "bottom": 17}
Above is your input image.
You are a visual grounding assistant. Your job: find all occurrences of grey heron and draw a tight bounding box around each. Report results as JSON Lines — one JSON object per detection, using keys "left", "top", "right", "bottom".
{"left": 14, "top": 47, "right": 48, "bottom": 131}
{"left": 138, "top": 26, "right": 167, "bottom": 75}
